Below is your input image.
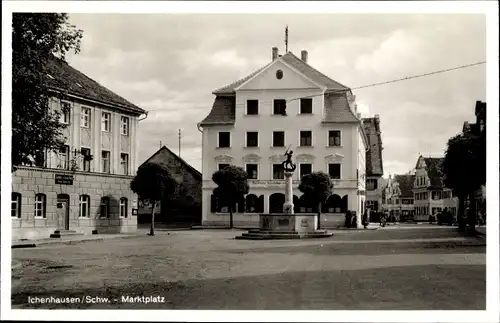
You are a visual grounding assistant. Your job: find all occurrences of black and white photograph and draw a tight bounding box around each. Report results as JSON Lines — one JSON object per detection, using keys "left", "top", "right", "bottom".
{"left": 1, "top": 1, "right": 499, "bottom": 322}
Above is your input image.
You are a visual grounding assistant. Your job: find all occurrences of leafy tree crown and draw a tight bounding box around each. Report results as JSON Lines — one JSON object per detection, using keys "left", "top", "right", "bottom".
{"left": 298, "top": 171, "right": 333, "bottom": 204}
{"left": 130, "top": 162, "right": 177, "bottom": 203}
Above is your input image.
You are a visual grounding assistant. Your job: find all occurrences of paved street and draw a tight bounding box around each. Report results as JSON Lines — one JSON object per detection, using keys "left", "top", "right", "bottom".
{"left": 11, "top": 227, "right": 485, "bottom": 310}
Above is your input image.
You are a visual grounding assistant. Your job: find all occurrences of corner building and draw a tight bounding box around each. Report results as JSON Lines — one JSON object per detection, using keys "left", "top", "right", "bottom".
{"left": 198, "top": 48, "right": 369, "bottom": 228}
{"left": 11, "top": 57, "right": 145, "bottom": 240}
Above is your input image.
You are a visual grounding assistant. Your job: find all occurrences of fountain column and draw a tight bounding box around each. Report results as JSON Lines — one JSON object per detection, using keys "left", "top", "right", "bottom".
{"left": 283, "top": 172, "right": 294, "bottom": 214}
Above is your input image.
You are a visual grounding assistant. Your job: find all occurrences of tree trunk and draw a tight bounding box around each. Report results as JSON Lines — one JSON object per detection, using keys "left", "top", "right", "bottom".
{"left": 317, "top": 202, "right": 322, "bottom": 230}
{"left": 457, "top": 195, "right": 466, "bottom": 232}
{"left": 229, "top": 207, "right": 234, "bottom": 229}
{"left": 467, "top": 193, "right": 476, "bottom": 232}
{"left": 150, "top": 201, "right": 156, "bottom": 236}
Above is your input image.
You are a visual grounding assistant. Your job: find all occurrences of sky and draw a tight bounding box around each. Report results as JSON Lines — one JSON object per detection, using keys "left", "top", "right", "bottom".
{"left": 65, "top": 13, "right": 486, "bottom": 177}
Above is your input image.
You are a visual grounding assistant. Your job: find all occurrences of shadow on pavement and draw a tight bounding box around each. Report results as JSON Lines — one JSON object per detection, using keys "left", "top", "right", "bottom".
{"left": 12, "top": 264, "right": 485, "bottom": 310}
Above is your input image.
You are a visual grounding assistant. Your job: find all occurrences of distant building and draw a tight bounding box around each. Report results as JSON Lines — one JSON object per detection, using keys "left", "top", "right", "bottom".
{"left": 198, "top": 47, "right": 369, "bottom": 228}
{"left": 11, "top": 57, "right": 146, "bottom": 240}
{"left": 383, "top": 174, "right": 415, "bottom": 221}
{"left": 137, "top": 146, "right": 202, "bottom": 225}
{"left": 362, "top": 115, "right": 385, "bottom": 213}
{"left": 412, "top": 156, "right": 459, "bottom": 221}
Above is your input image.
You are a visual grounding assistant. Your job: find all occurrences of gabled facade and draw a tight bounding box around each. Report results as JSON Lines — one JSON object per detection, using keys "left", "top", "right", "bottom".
{"left": 383, "top": 174, "right": 415, "bottom": 221}
{"left": 362, "top": 115, "right": 385, "bottom": 212}
{"left": 137, "top": 146, "right": 202, "bottom": 225}
{"left": 198, "top": 47, "right": 369, "bottom": 228}
{"left": 412, "top": 156, "right": 459, "bottom": 221}
{"left": 11, "top": 56, "right": 146, "bottom": 240}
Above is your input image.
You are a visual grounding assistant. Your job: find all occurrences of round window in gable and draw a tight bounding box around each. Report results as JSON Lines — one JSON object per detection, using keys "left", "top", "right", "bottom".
{"left": 276, "top": 69, "right": 283, "bottom": 80}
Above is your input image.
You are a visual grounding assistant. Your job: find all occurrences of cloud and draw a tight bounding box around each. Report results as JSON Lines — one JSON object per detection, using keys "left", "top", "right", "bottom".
{"left": 65, "top": 14, "right": 486, "bottom": 175}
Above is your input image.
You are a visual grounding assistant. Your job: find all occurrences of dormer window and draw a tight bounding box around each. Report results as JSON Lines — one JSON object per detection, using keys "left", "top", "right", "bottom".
{"left": 273, "top": 99, "right": 287, "bottom": 115}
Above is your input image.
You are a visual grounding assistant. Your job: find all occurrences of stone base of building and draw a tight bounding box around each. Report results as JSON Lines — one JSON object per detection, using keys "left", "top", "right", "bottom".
{"left": 12, "top": 225, "right": 137, "bottom": 241}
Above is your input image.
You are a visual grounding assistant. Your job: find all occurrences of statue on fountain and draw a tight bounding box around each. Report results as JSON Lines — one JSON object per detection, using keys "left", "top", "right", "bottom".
{"left": 282, "top": 146, "right": 296, "bottom": 172}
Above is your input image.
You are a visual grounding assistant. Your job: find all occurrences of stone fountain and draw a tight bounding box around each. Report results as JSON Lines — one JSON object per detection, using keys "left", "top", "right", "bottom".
{"left": 236, "top": 149, "right": 333, "bottom": 240}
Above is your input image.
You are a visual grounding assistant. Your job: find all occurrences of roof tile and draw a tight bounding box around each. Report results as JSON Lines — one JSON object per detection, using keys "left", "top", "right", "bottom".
{"left": 394, "top": 174, "right": 415, "bottom": 197}
{"left": 45, "top": 56, "right": 144, "bottom": 114}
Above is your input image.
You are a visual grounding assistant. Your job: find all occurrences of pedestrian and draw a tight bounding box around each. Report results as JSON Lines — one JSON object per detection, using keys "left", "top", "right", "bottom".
{"left": 362, "top": 212, "right": 368, "bottom": 229}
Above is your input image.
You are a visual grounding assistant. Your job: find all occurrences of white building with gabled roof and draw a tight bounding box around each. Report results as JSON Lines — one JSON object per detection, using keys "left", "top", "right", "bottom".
{"left": 198, "top": 47, "right": 369, "bottom": 228}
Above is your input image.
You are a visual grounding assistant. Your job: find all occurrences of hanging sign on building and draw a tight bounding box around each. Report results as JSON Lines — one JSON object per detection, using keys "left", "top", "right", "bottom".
{"left": 55, "top": 174, "right": 74, "bottom": 185}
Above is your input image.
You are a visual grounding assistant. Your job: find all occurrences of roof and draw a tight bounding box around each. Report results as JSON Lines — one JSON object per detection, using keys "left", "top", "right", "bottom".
{"left": 140, "top": 146, "right": 202, "bottom": 180}
{"left": 199, "top": 96, "right": 236, "bottom": 126}
{"left": 394, "top": 174, "right": 415, "bottom": 197}
{"left": 45, "top": 56, "right": 145, "bottom": 115}
{"left": 202, "top": 51, "right": 357, "bottom": 126}
{"left": 321, "top": 92, "right": 360, "bottom": 123}
{"left": 423, "top": 157, "right": 445, "bottom": 189}
{"left": 213, "top": 51, "right": 350, "bottom": 95}
{"left": 362, "top": 116, "right": 384, "bottom": 176}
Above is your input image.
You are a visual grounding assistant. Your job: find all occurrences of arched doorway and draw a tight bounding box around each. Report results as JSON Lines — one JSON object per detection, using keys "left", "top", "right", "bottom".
{"left": 322, "top": 194, "right": 342, "bottom": 213}
{"left": 269, "top": 193, "right": 285, "bottom": 213}
{"left": 341, "top": 195, "right": 348, "bottom": 213}
{"left": 245, "top": 194, "right": 258, "bottom": 213}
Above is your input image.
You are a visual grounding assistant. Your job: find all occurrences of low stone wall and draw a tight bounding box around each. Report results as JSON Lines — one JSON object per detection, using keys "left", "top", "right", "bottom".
{"left": 11, "top": 166, "right": 138, "bottom": 240}
{"left": 203, "top": 212, "right": 346, "bottom": 229}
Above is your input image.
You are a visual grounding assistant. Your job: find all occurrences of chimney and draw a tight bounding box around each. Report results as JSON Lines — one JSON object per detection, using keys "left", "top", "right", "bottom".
{"left": 375, "top": 114, "right": 380, "bottom": 120}
{"left": 301, "top": 50, "right": 308, "bottom": 63}
{"left": 272, "top": 47, "right": 279, "bottom": 61}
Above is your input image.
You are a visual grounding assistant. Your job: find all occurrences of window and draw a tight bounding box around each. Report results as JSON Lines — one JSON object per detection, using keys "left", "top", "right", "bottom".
{"left": 300, "top": 131, "right": 312, "bottom": 147}
{"left": 328, "top": 130, "right": 341, "bottom": 147}
{"left": 79, "top": 195, "right": 90, "bottom": 217}
{"left": 246, "top": 132, "right": 258, "bottom": 147}
{"left": 34, "top": 194, "right": 46, "bottom": 218}
{"left": 120, "top": 153, "right": 129, "bottom": 175}
{"left": 299, "top": 163, "right": 312, "bottom": 178}
{"left": 273, "top": 131, "right": 285, "bottom": 147}
{"left": 247, "top": 100, "right": 259, "bottom": 115}
{"left": 120, "top": 116, "right": 129, "bottom": 135}
{"left": 273, "top": 99, "right": 287, "bottom": 115}
{"left": 246, "top": 164, "right": 258, "bottom": 179}
{"left": 218, "top": 132, "right": 230, "bottom": 148}
{"left": 273, "top": 164, "right": 284, "bottom": 179}
{"left": 218, "top": 163, "right": 230, "bottom": 171}
{"left": 101, "top": 150, "right": 110, "bottom": 173}
{"left": 59, "top": 145, "right": 70, "bottom": 169}
{"left": 432, "top": 191, "right": 442, "bottom": 200}
{"left": 366, "top": 179, "right": 378, "bottom": 190}
{"left": 100, "top": 197, "right": 110, "bottom": 218}
{"left": 81, "top": 148, "right": 91, "bottom": 172}
{"left": 60, "top": 102, "right": 71, "bottom": 124}
{"left": 120, "top": 198, "right": 128, "bottom": 218}
{"left": 102, "top": 112, "right": 111, "bottom": 132}
{"left": 81, "top": 107, "right": 91, "bottom": 128}
{"left": 11, "top": 192, "right": 21, "bottom": 218}
{"left": 328, "top": 163, "right": 341, "bottom": 179}
{"left": 300, "top": 98, "right": 313, "bottom": 114}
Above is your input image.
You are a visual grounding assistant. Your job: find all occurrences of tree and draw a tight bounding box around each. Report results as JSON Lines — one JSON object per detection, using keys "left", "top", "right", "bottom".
{"left": 131, "top": 163, "right": 177, "bottom": 236}
{"left": 12, "top": 13, "right": 83, "bottom": 169}
{"left": 298, "top": 171, "right": 334, "bottom": 229}
{"left": 441, "top": 132, "right": 486, "bottom": 231}
{"left": 212, "top": 165, "right": 249, "bottom": 229}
